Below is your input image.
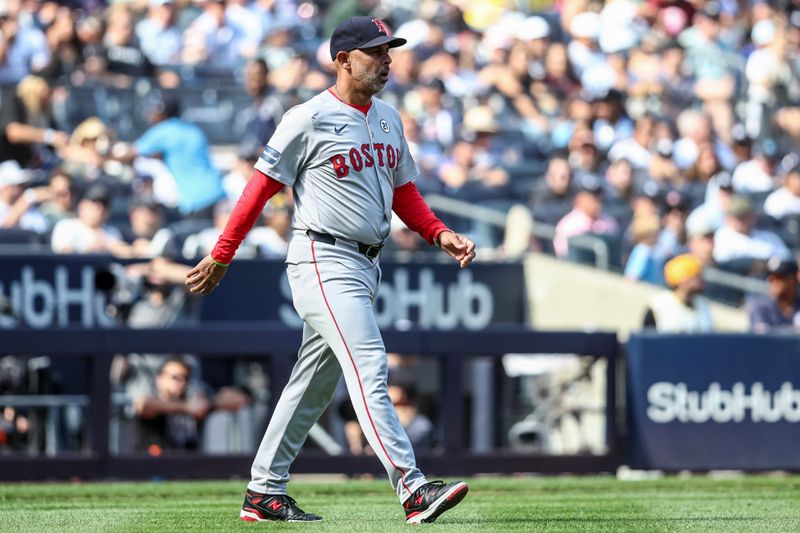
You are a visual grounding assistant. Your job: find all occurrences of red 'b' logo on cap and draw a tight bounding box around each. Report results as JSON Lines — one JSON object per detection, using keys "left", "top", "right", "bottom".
{"left": 373, "top": 18, "right": 388, "bottom": 34}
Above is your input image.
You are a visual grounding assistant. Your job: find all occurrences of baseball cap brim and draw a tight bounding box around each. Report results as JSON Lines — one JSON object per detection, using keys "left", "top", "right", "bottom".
{"left": 350, "top": 35, "right": 407, "bottom": 53}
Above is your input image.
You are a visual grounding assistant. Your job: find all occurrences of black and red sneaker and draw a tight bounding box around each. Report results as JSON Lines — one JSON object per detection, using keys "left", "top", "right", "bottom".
{"left": 403, "top": 480, "right": 468, "bottom": 524}
{"left": 240, "top": 490, "right": 322, "bottom": 522}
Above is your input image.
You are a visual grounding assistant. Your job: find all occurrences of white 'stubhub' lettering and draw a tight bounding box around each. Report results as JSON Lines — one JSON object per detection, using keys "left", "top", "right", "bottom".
{"left": 0, "top": 266, "right": 113, "bottom": 329}
{"left": 646, "top": 382, "right": 800, "bottom": 424}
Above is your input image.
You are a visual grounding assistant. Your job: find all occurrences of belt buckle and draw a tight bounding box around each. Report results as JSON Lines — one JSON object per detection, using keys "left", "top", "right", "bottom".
{"left": 365, "top": 244, "right": 382, "bottom": 259}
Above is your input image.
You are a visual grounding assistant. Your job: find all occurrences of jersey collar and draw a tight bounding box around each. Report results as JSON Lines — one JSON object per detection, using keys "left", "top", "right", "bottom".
{"left": 327, "top": 87, "right": 372, "bottom": 115}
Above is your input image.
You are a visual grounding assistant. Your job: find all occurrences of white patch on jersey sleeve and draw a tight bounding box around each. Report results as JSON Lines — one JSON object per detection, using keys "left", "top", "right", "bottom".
{"left": 254, "top": 106, "right": 311, "bottom": 187}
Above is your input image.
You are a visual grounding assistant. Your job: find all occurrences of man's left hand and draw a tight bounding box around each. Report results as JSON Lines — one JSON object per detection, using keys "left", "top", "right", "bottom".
{"left": 438, "top": 231, "right": 476, "bottom": 268}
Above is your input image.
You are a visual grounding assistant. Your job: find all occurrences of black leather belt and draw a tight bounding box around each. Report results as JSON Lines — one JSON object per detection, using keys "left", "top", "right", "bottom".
{"left": 306, "top": 230, "right": 383, "bottom": 259}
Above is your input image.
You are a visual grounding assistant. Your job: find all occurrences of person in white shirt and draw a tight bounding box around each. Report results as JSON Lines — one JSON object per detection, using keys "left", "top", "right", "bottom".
{"left": 643, "top": 253, "right": 714, "bottom": 333}
{"left": 50, "top": 184, "right": 129, "bottom": 255}
{"left": 0, "top": 160, "right": 48, "bottom": 233}
{"left": 712, "top": 195, "right": 789, "bottom": 264}
{"left": 731, "top": 140, "right": 780, "bottom": 194}
{"left": 248, "top": 195, "right": 291, "bottom": 258}
{"left": 764, "top": 165, "right": 800, "bottom": 220}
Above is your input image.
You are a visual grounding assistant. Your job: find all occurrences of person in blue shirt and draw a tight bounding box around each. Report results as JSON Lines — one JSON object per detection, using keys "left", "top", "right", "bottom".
{"left": 625, "top": 213, "right": 665, "bottom": 285}
{"left": 117, "top": 95, "right": 225, "bottom": 218}
{"left": 747, "top": 257, "right": 800, "bottom": 333}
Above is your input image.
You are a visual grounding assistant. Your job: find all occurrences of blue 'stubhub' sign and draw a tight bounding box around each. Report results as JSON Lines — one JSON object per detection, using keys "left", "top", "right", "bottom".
{"left": 627, "top": 334, "right": 800, "bottom": 471}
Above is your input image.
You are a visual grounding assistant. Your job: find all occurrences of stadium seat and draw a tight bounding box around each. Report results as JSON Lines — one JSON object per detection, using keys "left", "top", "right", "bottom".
{"left": 566, "top": 233, "right": 624, "bottom": 270}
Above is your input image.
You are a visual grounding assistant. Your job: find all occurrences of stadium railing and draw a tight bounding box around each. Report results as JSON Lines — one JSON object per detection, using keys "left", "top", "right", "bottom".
{"left": 0, "top": 324, "right": 620, "bottom": 480}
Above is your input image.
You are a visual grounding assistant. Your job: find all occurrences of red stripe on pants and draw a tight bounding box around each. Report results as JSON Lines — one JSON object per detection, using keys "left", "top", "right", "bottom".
{"left": 311, "top": 241, "right": 413, "bottom": 496}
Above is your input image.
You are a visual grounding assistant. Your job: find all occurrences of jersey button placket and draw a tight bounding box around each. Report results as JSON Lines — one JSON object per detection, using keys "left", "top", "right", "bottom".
{"left": 364, "top": 110, "right": 392, "bottom": 231}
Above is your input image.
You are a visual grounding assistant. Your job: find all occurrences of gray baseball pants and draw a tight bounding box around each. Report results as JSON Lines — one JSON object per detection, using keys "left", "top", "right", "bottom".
{"left": 247, "top": 238, "right": 428, "bottom": 502}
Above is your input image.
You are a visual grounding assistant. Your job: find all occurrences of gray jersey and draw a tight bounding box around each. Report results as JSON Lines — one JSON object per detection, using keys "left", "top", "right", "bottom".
{"left": 254, "top": 89, "right": 419, "bottom": 247}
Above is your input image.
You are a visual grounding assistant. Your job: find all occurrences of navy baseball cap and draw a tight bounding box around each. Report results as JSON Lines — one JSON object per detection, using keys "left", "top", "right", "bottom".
{"left": 329, "top": 16, "right": 407, "bottom": 60}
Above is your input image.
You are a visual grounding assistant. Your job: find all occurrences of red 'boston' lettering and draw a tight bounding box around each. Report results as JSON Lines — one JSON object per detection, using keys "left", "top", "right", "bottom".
{"left": 330, "top": 154, "right": 349, "bottom": 178}
{"left": 386, "top": 144, "right": 396, "bottom": 169}
{"left": 374, "top": 143, "right": 385, "bottom": 166}
{"left": 349, "top": 147, "right": 363, "bottom": 171}
{"left": 361, "top": 144, "right": 374, "bottom": 167}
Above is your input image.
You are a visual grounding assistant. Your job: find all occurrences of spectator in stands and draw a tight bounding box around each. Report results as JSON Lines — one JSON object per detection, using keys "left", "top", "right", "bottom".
{"left": 764, "top": 164, "right": 800, "bottom": 220}
{"left": 747, "top": 257, "right": 800, "bottom": 333}
{"left": 567, "top": 11, "right": 603, "bottom": 77}
{"left": 248, "top": 194, "right": 292, "bottom": 259}
{"left": 713, "top": 195, "right": 790, "bottom": 266}
{"left": 388, "top": 383, "right": 433, "bottom": 452}
{"left": 59, "top": 117, "right": 115, "bottom": 184}
{"left": 678, "top": 2, "right": 735, "bottom": 142}
{"left": 102, "top": 5, "right": 154, "bottom": 81}
{"left": 643, "top": 253, "right": 714, "bottom": 333}
{"left": 50, "top": 183, "right": 130, "bottom": 255}
{"left": 673, "top": 109, "right": 734, "bottom": 172}
{"left": 602, "top": 157, "right": 636, "bottom": 225}
{"left": 37, "top": 167, "right": 75, "bottom": 227}
{"left": 113, "top": 95, "right": 225, "bottom": 219}
{"left": 182, "top": 199, "right": 256, "bottom": 259}
{"left": 687, "top": 170, "right": 735, "bottom": 234}
{"left": 0, "top": 1, "right": 51, "bottom": 84}
{"left": 553, "top": 175, "right": 619, "bottom": 258}
{"left": 686, "top": 212, "right": 717, "bottom": 268}
{"left": 729, "top": 124, "right": 754, "bottom": 167}
{"left": 181, "top": 0, "right": 245, "bottom": 68}
{"left": 744, "top": 19, "right": 785, "bottom": 139}
{"left": 0, "top": 160, "right": 48, "bottom": 233}
{"left": 591, "top": 89, "right": 633, "bottom": 153}
{"left": 654, "top": 190, "right": 690, "bottom": 259}
{"left": 237, "top": 58, "right": 282, "bottom": 162}
{"left": 123, "top": 195, "right": 174, "bottom": 258}
{"left": 624, "top": 213, "right": 664, "bottom": 285}
{"left": 136, "top": 0, "right": 183, "bottom": 67}
{"left": 647, "top": 138, "right": 681, "bottom": 190}
{"left": 413, "top": 78, "right": 459, "bottom": 150}
{"left": 530, "top": 154, "right": 573, "bottom": 226}
{"left": 567, "top": 128, "right": 604, "bottom": 179}
{"left": 437, "top": 108, "right": 511, "bottom": 202}
{"left": 40, "top": 5, "right": 81, "bottom": 83}
{"left": 0, "top": 75, "right": 69, "bottom": 168}
{"left": 608, "top": 114, "right": 656, "bottom": 171}
{"left": 732, "top": 139, "right": 781, "bottom": 194}
{"left": 131, "top": 358, "right": 207, "bottom": 453}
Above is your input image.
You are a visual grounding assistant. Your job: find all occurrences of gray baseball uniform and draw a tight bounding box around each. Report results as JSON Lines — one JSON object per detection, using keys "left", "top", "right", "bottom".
{"left": 247, "top": 88, "right": 428, "bottom": 502}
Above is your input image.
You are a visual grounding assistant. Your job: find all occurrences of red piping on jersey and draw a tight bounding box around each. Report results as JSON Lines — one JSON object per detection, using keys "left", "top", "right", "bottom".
{"left": 311, "top": 240, "right": 413, "bottom": 497}
{"left": 392, "top": 182, "right": 451, "bottom": 245}
{"left": 211, "top": 169, "right": 284, "bottom": 265}
{"left": 327, "top": 87, "right": 372, "bottom": 114}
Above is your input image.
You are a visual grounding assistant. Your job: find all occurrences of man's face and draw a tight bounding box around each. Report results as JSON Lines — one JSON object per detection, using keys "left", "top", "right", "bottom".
{"left": 78, "top": 199, "right": 108, "bottom": 229}
{"left": 49, "top": 174, "right": 73, "bottom": 212}
{"left": 689, "top": 234, "right": 714, "bottom": 265}
{"left": 683, "top": 274, "right": 705, "bottom": 297}
{"left": 130, "top": 205, "right": 162, "bottom": 239}
{"left": 546, "top": 158, "right": 571, "bottom": 195}
{"left": 244, "top": 61, "right": 268, "bottom": 97}
{"left": 156, "top": 361, "right": 189, "bottom": 400}
{"left": 345, "top": 44, "right": 391, "bottom": 94}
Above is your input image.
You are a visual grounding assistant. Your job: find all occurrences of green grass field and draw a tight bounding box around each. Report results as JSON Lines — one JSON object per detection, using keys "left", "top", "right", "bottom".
{"left": 1, "top": 476, "right": 799, "bottom": 532}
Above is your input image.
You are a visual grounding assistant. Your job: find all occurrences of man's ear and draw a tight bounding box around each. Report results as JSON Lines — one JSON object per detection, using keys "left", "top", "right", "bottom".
{"left": 336, "top": 51, "right": 351, "bottom": 69}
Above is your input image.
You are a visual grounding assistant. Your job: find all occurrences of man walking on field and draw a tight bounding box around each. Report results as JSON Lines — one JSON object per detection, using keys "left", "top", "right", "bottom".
{"left": 186, "top": 16, "right": 474, "bottom": 524}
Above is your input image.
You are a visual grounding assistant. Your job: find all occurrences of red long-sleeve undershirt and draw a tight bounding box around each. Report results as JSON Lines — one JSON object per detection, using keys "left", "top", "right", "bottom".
{"left": 210, "top": 170, "right": 451, "bottom": 265}
{"left": 211, "top": 170, "right": 284, "bottom": 264}
{"left": 392, "top": 182, "right": 451, "bottom": 245}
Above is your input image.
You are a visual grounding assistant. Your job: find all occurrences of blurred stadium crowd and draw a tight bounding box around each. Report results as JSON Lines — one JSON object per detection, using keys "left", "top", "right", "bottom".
{"left": 5, "top": 0, "right": 800, "bottom": 456}
{"left": 3, "top": 0, "right": 800, "bottom": 279}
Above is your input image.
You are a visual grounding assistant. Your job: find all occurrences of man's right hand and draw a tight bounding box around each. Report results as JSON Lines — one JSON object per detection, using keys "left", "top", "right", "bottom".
{"left": 185, "top": 255, "right": 228, "bottom": 296}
